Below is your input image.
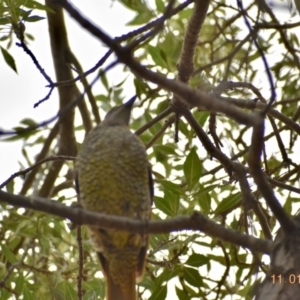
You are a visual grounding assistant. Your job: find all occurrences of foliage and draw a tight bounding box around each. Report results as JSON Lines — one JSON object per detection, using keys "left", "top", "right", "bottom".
{"left": 1, "top": 0, "right": 300, "bottom": 299}
{"left": 0, "top": 0, "right": 48, "bottom": 71}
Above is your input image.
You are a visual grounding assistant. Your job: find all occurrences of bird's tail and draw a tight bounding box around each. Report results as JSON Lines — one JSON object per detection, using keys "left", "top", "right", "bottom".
{"left": 106, "top": 267, "right": 136, "bottom": 300}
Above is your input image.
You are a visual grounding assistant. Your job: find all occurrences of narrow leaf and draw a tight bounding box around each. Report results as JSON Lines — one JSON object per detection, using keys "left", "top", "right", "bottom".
{"left": 183, "top": 267, "right": 203, "bottom": 287}
{"left": 148, "top": 285, "right": 167, "bottom": 300}
{"left": 25, "top": 16, "right": 45, "bottom": 22}
{"left": 185, "top": 253, "right": 209, "bottom": 267}
{"left": 214, "top": 192, "right": 241, "bottom": 214}
{"left": 1, "top": 244, "right": 18, "bottom": 264}
{"left": 1, "top": 47, "right": 17, "bottom": 73}
{"left": 184, "top": 147, "right": 202, "bottom": 190}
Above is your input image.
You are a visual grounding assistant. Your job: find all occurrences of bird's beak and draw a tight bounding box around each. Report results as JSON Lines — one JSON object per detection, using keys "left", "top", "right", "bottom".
{"left": 124, "top": 95, "right": 137, "bottom": 109}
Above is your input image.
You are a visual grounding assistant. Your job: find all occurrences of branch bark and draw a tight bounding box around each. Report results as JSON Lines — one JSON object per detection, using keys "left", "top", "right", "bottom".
{"left": 0, "top": 190, "right": 271, "bottom": 254}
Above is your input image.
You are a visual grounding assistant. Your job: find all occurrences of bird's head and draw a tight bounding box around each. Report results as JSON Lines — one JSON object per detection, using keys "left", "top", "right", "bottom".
{"left": 102, "top": 96, "right": 136, "bottom": 126}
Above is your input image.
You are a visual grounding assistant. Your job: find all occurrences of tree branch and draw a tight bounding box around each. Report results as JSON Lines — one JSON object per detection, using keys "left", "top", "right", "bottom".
{"left": 248, "top": 113, "right": 294, "bottom": 233}
{"left": 177, "top": 0, "right": 210, "bottom": 83}
{"left": 0, "top": 190, "right": 271, "bottom": 254}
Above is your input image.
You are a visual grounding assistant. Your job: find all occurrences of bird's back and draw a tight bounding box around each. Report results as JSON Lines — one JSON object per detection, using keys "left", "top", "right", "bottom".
{"left": 77, "top": 125, "right": 151, "bottom": 216}
{"left": 76, "top": 123, "right": 151, "bottom": 299}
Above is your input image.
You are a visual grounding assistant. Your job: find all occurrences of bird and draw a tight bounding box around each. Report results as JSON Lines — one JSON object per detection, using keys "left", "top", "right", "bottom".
{"left": 76, "top": 96, "right": 152, "bottom": 300}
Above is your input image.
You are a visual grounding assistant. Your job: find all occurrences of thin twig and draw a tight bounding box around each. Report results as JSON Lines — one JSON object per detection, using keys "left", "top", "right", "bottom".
{"left": 0, "top": 155, "right": 75, "bottom": 189}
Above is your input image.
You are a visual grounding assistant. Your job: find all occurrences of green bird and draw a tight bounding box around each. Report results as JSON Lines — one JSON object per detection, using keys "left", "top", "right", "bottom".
{"left": 76, "top": 96, "right": 152, "bottom": 300}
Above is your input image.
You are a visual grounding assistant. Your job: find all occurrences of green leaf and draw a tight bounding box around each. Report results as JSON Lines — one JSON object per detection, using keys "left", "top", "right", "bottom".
{"left": 20, "top": 118, "right": 38, "bottom": 127}
{"left": 183, "top": 266, "right": 202, "bottom": 287}
{"left": 1, "top": 46, "right": 17, "bottom": 73}
{"left": 1, "top": 244, "right": 18, "bottom": 264}
{"left": 100, "top": 69, "right": 109, "bottom": 91}
{"left": 156, "top": 268, "right": 176, "bottom": 286}
{"left": 83, "top": 278, "right": 105, "bottom": 299}
{"left": 185, "top": 253, "right": 209, "bottom": 268}
{"left": 195, "top": 184, "right": 219, "bottom": 195}
{"left": 51, "top": 281, "right": 77, "bottom": 299}
{"left": 160, "top": 180, "right": 183, "bottom": 195}
{"left": 194, "top": 110, "right": 209, "bottom": 126}
{"left": 149, "top": 284, "right": 167, "bottom": 300}
{"left": 155, "top": 0, "right": 165, "bottom": 13}
{"left": 15, "top": 273, "right": 24, "bottom": 295}
{"left": 21, "top": 9, "right": 33, "bottom": 19}
{"left": 178, "top": 118, "right": 189, "bottom": 136}
{"left": 154, "top": 195, "right": 179, "bottom": 217}
{"left": 26, "top": 33, "right": 35, "bottom": 41}
{"left": 175, "top": 286, "right": 190, "bottom": 300}
{"left": 0, "top": 17, "right": 11, "bottom": 25}
{"left": 214, "top": 192, "right": 241, "bottom": 214}
{"left": 147, "top": 45, "right": 168, "bottom": 69}
{"left": 197, "top": 192, "right": 211, "bottom": 214}
{"left": 0, "top": 35, "right": 10, "bottom": 41}
{"left": 183, "top": 147, "right": 202, "bottom": 190}
{"left": 24, "top": 15, "right": 45, "bottom": 22}
{"left": 127, "top": 11, "right": 153, "bottom": 25}
{"left": 153, "top": 144, "right": 177, "bottom": 163}
{"left": 95, "top": 94, "right": 108, "bottom": 102}
{"left": 2, "top": 125, "right": 39, "bottom": 141}
{"left": 5, "top": 179, "right": 14, "bottom": 193}
{"left": 206, "top": 254, "right": 226, "bottom": 266}
{"left": 39, "top": 235, "right": 50, "bottom": 256}
{"left": 193, "top": 184, "right": 215, "bottom": 214}
{"left": 23, "top": 283, "right": 34, "bottom": 300}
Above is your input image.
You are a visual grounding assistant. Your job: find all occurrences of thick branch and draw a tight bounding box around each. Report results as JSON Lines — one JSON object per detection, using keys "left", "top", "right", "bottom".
{"left": 248, "top": 113, "right": 294, "bottom": 233}
{"left": 0, "top": 190, "right": 271, "bottom": 254}
{"left": 177, "top": 0, "right": 210, "bottom": 82}
{"left": 39, "top": 0, "right": 78, "bottom": 197}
